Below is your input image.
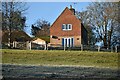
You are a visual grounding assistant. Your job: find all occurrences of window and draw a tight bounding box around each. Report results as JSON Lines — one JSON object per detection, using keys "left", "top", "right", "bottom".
{"left": 68, "top": 24, "right": 72, "bottom": 30}
{"left": 62, "top": 24, "right": 72, "bottom": 31}
{"left": 62, "top": 37, "right": 74, "bottom": 47}
{"left": 62, "top": 24, "right": 66, "bottom": 30}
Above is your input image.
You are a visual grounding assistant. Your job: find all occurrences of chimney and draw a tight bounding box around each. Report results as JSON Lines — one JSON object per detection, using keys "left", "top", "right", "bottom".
{"left": 69, "top": 5, "right": 75, "bottom": 15}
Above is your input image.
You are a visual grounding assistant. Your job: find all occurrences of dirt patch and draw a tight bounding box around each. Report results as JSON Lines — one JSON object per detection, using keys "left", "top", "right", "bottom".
{"left": 1, "top": 64, "right": 120, "bottom": 80}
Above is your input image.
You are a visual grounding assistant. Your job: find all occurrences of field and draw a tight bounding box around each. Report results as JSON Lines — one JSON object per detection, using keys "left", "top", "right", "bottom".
{"left": 2, "top": 49, "right": 120, "bottom": 79}
{"left": 2, "top": 49, "right": 119, "bottom": 69}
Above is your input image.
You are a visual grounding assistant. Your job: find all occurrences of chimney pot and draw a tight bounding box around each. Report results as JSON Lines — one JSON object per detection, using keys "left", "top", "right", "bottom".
{"left": 70, "top": 5, "right": 72, "bottom": 9}
{"left": 69, "top": 5, "right": 75, "bottom": 15}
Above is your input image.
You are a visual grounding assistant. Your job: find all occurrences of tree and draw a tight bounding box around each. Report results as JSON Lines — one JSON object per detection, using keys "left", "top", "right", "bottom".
{"left": 76, "top": 11, "right": 96, "bottom": 45}
{"left": 0, "top": 2, "right": 1, "bottom": 16}
{"left": 78, "top": 2, "right": 119, "bottom": 49}
{"left": 2, "top": 1, "right": 28, "bottom": 48}
{"left": 31, "top": 24, "right": 40, "bottom": 36}
{"left": 31, "top": 19, "right": 50, "bottom": 37}
{"left": 2, "top": 1, "right": 28, "bottom": 31}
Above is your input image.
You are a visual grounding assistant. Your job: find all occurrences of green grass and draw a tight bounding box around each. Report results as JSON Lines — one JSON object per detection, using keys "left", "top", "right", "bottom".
{"left": 2, "top": 49, "right": 119, "bottom": 69}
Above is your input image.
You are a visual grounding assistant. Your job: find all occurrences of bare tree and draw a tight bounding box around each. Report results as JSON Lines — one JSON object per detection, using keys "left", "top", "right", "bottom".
{"left": 31, "top": 19, "right": 50, "bottom": 37}
{"left": 2, "top": 0, "right": 28, "bottom": 48}
{"left": 76, "top": 11, "right": 96, "bottom": 45}
{"left": 2, "top": 1, "right": 28, "bottom": 30}
{"left": 78, "top": 2, "right": 119, "bottom": 49}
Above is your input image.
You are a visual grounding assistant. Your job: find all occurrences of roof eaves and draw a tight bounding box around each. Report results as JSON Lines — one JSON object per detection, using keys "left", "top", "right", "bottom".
{"left": 50, "top": 7, "right": 69, "bottom": 28}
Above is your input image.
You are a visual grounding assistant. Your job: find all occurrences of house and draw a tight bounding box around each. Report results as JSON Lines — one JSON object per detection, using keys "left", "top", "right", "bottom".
{"left": 32, "top": 38, "right": 46, "bottom": 45}
{"left": 50, "top": 5, "right": 88, "bottom": 47}
{"left": 31, "top": 38, "right": 46, "bottom": 50}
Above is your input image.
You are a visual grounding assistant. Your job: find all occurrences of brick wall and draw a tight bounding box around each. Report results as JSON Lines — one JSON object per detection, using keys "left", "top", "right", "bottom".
{"left": 50, "top": 7, "right": 81, "bottom": 37}
{"left": 50, "top": 7, "right": 87, "bottom": 47}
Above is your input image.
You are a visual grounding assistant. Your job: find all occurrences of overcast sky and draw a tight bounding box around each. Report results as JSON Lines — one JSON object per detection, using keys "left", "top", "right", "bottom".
{"left": 24, "top": 2, "right": 90, "bottom": 36}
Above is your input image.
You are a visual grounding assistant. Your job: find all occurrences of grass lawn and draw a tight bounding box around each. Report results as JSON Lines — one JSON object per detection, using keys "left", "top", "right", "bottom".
{"left": 2, "top": 49, "right": 119, "bottom": 69}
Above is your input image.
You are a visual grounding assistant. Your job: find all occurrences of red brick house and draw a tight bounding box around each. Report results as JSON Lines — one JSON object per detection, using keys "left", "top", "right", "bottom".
{"left": 50, "top": 6, "right": 88, "bottom": 47}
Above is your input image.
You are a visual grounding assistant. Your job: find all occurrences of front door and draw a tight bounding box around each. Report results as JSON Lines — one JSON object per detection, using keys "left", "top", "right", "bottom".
{"left": 62, "top": 38, "right": 74, "bottom": 47}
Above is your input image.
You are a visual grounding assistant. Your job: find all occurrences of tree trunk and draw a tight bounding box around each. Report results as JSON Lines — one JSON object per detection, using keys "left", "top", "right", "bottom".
{"left": 103, "top": 20, "right": 108, "bottom": 49}
{"left": 103, "top": 37, "right": 107, "bottom": 49}
{"left": 108, "top": 38, "right": 111, "bottom": 49}
{"left": 108, "top": 31, "right": 112, "bottom": 49}
{"left": 108, "top": 24, "right": 113, "bottom": 49}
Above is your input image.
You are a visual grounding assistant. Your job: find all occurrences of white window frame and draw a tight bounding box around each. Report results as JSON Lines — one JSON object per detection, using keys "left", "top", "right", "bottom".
{"left": 67, "top": 24, "right": 72, "bottom": 30}
{"left": 62, "top": 37, "right": 74, "bottom": 47}
{"left": 62, "top": 24, "right": 66, "bottom": 30}
{"left": 62, "top": 24, "right": 72, "bottom": 31}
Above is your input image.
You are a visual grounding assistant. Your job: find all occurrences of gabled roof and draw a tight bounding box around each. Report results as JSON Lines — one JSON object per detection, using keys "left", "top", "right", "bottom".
{"left": 32, "top": 36, "right": 50, "bottom": 43}
{"left": 32, "top": 38, "right": 46, "bottom": 45}
{"left": 50, "top": 7, "right": 79, "bottom": 28}
{"left": 50, "top": 6, "right": 88, "bottom": 33}
{"left": 2, "top": 30, "right": 32, "bottom": 42}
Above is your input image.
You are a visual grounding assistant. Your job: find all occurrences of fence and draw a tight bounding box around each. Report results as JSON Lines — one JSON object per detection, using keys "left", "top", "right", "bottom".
{"left": 1, "top": 42, "right": 119, "bottom": 52}
{"left": 47, "top": 45, "right": 120, "bottom": 52}
{"left": 2, "top": 41, "right": 31, "bottom": 50}
{"left": 1, "top": 41, "right": 46, "bottom": 50}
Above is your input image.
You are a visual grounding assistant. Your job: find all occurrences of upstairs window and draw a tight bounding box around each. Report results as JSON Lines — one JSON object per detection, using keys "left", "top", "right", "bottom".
{"left": 62, "top": 24, "right": 72, "bottom": 31}
{"left": 68, "top": 24, "right": 72, "bottom": 30}
{"left": 62, "top": 24, "right": 66, "bottom": 30}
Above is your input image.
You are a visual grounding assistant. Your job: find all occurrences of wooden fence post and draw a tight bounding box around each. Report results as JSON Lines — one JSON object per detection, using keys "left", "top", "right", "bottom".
{"left": 29, "top": 41, "right": 31, "bottom": 50}
{"left": 98, "top": 46, "right": 100, "bottom": 52}
{"left": 13, "top": 41, "right": 15, "bottom": 48}
{"left": 13, "top": 41, "right": 17, "bottom": 48}
{"left": 115, "top": 45, "right": 117, "bottom": 53}
{"left": 15, "top": 41, "right": 17, "bottom": 48}
{"left": 44, "top": 43, "right": 47, "bottom": 50}
{"left": 26, "top": 41, "right": 29, "bottom": 50}
{"left": 26, "top": 41, "right": 31, "bottom": 50}
{"left": 111, "top": 46, "right": 113, "bottom": 52}
{"left": 81, "top": 44, "right": 83, "bottom": 51}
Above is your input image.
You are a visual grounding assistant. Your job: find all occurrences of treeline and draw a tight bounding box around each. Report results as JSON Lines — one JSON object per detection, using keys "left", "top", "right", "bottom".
{"left": 1, "top": 2, "right": 120, "bottom": 49}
